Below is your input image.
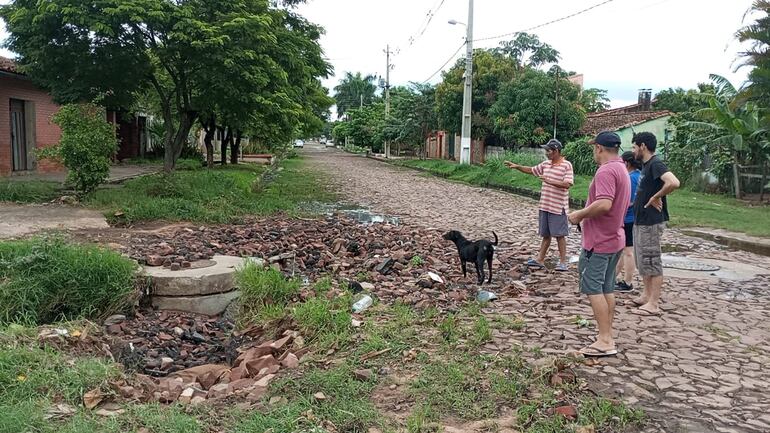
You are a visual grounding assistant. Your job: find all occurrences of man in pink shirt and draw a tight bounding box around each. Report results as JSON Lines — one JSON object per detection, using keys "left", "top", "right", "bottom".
{"left": 568, "top": 131, "right": 631, "bottom": 357}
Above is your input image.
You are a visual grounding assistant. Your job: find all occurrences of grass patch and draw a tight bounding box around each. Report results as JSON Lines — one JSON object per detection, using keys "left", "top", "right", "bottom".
{"left": 87, "top": 158, "right": 334, "bottom": 224}
{"left": 234, "top": 263, "right": 300, "bottom": 324}
{"left": 0, "top": 237, "right": 137, "bottom": 325}
{"left": 237, "top": 363, "right": 380, "bottom": 432}
{"left": 0, "top": 344, "right": 120, "bottom": 405}
{"left": 292, "top": 294, "right": 352, "bottom": 349}
{"left": 0, "top": 179, "right": 61, "bottom": 203}
{"left": 399, "top": 157, "right": 770, "bottom": 237}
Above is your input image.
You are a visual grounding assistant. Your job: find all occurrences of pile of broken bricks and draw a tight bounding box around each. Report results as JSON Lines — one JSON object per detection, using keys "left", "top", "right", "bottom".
{"left": 118, "top": 331, "right": 307, "bottom": 405}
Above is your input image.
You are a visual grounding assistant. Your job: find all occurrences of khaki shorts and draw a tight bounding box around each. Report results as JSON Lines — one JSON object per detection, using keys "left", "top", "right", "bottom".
{"left": 633, "top": 223, "right": 665, "bottom": 276}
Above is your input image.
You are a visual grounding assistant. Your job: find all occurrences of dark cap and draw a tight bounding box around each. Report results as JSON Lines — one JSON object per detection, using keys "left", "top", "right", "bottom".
{"left": 590, "top": 131, "right": 622, "bottom": 148}
{"left": 540, "top": 138, "right": 563, "bottom": 151}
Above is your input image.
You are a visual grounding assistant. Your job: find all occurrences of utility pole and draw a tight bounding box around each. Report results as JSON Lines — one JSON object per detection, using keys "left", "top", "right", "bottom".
{"left": 384, "top": 45, "right": 394, "bottom": 158}
{"left": 459, "top": 0, "right": 474, "bottom": 165}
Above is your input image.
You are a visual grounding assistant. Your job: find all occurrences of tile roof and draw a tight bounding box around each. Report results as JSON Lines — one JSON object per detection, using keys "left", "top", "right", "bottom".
{"left": 0, "top": 56, "right": 20, "bottom": 74}
{"left": 580, "top": 110, "right": 672, "bottom": 136}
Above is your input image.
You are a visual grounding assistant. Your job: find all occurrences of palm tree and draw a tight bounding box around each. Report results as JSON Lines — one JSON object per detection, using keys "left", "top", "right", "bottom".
{"left": 687, "top": 75, "right": 766, "bottom": 198}
{"left": 333, "top": 72, "right": 378, "bottom": 118}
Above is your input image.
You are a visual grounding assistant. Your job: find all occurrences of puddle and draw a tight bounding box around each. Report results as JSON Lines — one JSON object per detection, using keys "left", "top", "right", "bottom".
{"left": 662, "top": 255, "right": 721, "bottom": 272}
{"left": 300, "top": 202, "right": 399, "bottom": 226}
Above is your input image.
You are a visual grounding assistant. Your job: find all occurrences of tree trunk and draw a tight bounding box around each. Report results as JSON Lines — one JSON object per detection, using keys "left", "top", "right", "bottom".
{"left": 202, "top": 117, "right": 216, "bottom": 169}
{"left": 161, "top": 104, "right": 176, "bottom": 173}
{"left": 220, "top": 127, "right": 230, "bottom": 165}
{"left": 231, "top": 131, "right": 242, "bottom": 165}
{"left": 761, "top": 162, "right": 768, "bottom": 203}
{"left": 169, "top": 111, "right": 196, "bottom": 169}
{"left": 732, "top": 151, "right": 742, "bottom": 199}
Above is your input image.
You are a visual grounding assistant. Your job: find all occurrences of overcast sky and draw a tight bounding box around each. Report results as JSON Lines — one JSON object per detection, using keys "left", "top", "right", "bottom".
{"left": 296, "top": 0, "right": 755, "bottom": 109}
{"left": 0, "top": 0, "right": 755, "bottom": 110}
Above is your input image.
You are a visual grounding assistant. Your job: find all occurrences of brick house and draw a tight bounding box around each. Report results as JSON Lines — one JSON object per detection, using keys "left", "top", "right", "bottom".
{"left": 0, "top": 56, "right": 62, "bottom": 176}
{"left": 1, "top": 56, "right": 151, "bottom": 177}
{"left": 426, "top": 131, "right": 486, "bottom": 164}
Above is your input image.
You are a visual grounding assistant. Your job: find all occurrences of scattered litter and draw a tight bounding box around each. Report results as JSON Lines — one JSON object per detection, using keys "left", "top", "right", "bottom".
{"left": 427, "top": 272, "right": 443, "bottom": 284}
{"left": 476, "top": 291, "right": 498, "bottom": 302}
{"left": 352, "top": 294, "right": 373, "bottom": 313}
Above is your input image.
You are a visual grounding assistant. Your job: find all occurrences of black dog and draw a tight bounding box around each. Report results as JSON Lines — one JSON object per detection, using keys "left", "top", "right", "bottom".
{"left": 442, "top": 230, "right": 498, "bottom": 284}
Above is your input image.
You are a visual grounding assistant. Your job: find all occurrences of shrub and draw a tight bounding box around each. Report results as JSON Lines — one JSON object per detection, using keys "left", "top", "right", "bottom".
{"left": 292, "top": 294, "right": 352, "bottom": 348}
{"left": 0, "top": 238, "right": 137, "bottom": 324}
{"left": 40, "top": 103, "right": 118, "bottom": 196}
{"left": 563, "top": 136, "right": 596, "bottom": 176}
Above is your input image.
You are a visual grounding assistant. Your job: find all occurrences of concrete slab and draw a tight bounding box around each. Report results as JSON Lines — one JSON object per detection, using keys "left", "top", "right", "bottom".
{"left": 143, "top": 255, "right": 259, "bottom": 296}
{"left": 662, "top": 254, "right": 770, "bottom": 281}
{"left": 152, "top": 290, "right": 240, "bottom": 316}
{"left": 682, "top": 228, "right": 770, "bottom": 257}
{"left": 0, "top": 203, "right": 108, "bottom": 239}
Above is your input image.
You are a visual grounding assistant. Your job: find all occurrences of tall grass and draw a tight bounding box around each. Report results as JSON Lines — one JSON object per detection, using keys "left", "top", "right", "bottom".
{"left": 0, "top": 238, "right": 137, "bottom": 325}
{"left": 0, "top": 180, "right": 61, "bottom": 203}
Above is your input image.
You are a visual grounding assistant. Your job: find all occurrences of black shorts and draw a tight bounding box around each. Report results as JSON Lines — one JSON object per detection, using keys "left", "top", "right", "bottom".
{"left": 623, "top": 222, "right": 634, "bottom": 247}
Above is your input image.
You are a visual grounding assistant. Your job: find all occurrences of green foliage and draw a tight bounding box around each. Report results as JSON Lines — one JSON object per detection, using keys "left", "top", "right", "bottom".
{"left": 0, "top": 238, "right": 136, "bottom": 325}
{"left": 562, "top": 137, "right": 596, "bottom": 176}
{"left": 579, "top": 88, "right": 611, "bottom": 113}
{"left": 1, "top": 0, "right": 331, "bottom": 172}
{"left": 0, "top": 180, "right": 60, "bottom": 203}
{"left": 653, "top": 85, "right": 713, "bottom": 113}
{"left": 292, "top": 294, "right": 352, "bottom": 348}
{"left": 0, "top": 345, "right": 121, "bottom": 405}
{"left": 495, "top": 32, "right": 561, "bottom": 69}
{"left": 41, "top": 103, "right": 118, "bottom": 196}
{"left": 489, "top": 69, "right": 585, "bottom": 146}
{"left": 409, "top": 255, "right": 424, "bottom": 267}
{"left": 333, "top": 72, "right": 378, "bottom": 119}
{"left": 87, "top": 159, "right": 334, "bottom": 224}
{"left": 235, "top": 263, "right": 300, "bottom": 322}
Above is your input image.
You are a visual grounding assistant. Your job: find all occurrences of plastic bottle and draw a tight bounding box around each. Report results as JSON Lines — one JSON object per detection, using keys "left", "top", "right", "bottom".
{"left": 352, "top": 294, "right": 373, "bottom": 313}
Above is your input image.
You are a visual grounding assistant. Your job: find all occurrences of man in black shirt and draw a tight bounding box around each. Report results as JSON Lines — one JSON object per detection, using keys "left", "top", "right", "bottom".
{"left": 632, "top": 132, "right": 679, "bottom": 316}
{"left": 630, "top": 132, "right": 680, "bottom": 316}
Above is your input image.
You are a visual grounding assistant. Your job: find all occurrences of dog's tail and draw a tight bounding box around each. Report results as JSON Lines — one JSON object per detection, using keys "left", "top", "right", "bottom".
{"left": 492, "top": 231, "right": 498, "bottom": 246}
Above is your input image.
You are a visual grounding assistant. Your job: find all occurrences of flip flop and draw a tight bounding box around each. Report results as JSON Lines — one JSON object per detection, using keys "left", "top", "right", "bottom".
{"left": 630, "top": 299, "right": 645, "bottom": 307}
{"left": 630, "top": 306, "right": 662, "bottom": 316}
{"left": 579, "top": 345, "right": 618, "bottom": 357}
{"left": 526, "top": 259, "right": 545, "bottom": 269}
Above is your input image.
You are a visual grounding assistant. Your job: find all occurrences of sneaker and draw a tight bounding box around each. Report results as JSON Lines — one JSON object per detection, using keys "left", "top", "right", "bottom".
{"left": 615, "top": 280, "right": 633, "bottom": 292}
{"left": 555, "top": 262, "right": 568, "bottom": 272}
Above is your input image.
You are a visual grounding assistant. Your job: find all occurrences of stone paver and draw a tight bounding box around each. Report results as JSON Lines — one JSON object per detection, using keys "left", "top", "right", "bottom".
{"left": 0, "top": 203, "right": 109, "bottom": 239}
{"left": 307, "top": 148, "right": 770, "bottom": 433}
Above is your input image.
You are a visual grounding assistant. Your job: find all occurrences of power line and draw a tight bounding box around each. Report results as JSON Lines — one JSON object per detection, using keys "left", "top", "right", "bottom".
{"left": 421, "top": 42, "right": 465, "bottom": 84}
{"left": 473, "top": 0, "right": 618, "bottom": 44}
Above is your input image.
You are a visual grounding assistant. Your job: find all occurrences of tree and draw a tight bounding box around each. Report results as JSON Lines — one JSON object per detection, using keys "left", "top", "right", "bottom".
{"left": 495, "top": 33, "right": 560, "bottom": 71}
{"left": 333, "top": 72, "right": 378, "bottom": 118}
{"left": 1, "top": 0, "right": 330, "bottom": 172}
{"left": 489, "top": 68, "right": 585, "bottom": 146}
{"left": 653, "top": 85, "right": 714, "bottom": 113}
{"left": 687, "top": 75, "right": 767, "bottom": 198}
{"left": 435, "top": 50, "right": 518, "bottom": 141}
{"left": 579, "top": 88, "right": 611, "bottom": 113}
{"left": 384, "top": 84, "right": 437, "bottom": 156}
{"left": 736, "top": 0, "right": 770, "bottom": 108}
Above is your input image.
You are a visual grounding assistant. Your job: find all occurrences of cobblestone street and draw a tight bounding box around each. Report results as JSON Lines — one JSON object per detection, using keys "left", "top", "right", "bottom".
{"left": 307, "top": 148, "right": 770, "bottom": 433}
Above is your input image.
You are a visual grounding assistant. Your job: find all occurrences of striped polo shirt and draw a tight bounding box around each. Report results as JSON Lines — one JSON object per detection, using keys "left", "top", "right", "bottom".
{"left": 531, "top": 158, "right": 574, "bottom": 215}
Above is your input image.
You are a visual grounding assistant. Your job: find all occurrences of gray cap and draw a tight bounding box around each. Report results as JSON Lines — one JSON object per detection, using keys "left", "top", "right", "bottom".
{"left": 541, "top": 139, "right": 563, "bottom": 151}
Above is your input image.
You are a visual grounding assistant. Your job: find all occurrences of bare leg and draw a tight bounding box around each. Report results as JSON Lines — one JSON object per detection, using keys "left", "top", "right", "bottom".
{"left": 633, "top": 275, "right": 652, "bottom": 305}
{"left": 640, "top": 275, "right": 663, "bottom": 313}
{"left": 588, "top": 294, "right": 616, "bottom": 350}
{"left": 556, "top": 236, "right": 567, "bottom": 264}
{"left": 537, "top": 237, "right": 551, "bottom": 263}
{"left": 622, "top": 247, "right": 635, "bottom": 284}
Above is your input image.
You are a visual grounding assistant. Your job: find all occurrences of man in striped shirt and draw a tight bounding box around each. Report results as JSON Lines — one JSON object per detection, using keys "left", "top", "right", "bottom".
{"left": 505, "top": 139, "right": 574, "bottom": 271}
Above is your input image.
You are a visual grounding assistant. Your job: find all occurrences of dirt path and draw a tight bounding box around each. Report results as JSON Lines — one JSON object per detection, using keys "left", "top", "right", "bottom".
{"left": 306, "top": 148, "right": 770, "bottom": 433}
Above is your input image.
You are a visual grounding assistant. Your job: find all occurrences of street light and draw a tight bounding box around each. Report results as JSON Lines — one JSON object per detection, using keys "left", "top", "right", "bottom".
{"left": 449, "top": 0, "right": 474, "bottom": 165}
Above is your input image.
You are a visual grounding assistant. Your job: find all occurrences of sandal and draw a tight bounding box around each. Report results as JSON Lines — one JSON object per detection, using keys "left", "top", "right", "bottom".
{"left": 579, "top": 345, "right": 618, "bottom": 357}
{"left": 526, "top": 259, "right": 545, "bottom": 269}
{"left": 630, "top": 306, "right": 662, "bottom": 316}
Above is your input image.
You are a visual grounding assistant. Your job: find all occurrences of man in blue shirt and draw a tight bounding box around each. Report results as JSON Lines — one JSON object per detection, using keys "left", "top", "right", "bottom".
{"left": 615, "top": 151, "right": 642, "bottom": 291}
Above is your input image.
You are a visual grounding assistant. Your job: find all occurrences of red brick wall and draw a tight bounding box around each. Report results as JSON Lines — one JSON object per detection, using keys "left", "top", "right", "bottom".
{"left": 0, "top": 74, "right": 62, "bottom": 176}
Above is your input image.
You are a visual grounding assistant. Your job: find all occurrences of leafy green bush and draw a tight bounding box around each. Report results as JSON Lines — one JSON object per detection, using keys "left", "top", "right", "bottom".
{"left": 0, "top": 238, "right": 137, "bottom": 324}
{"left": 175, "top": 158, "right": 204, "bottom": 171}
{"left": 563, "top": 136, "right": 596, "bottom": 176}
{"left": 40, "top": 103, "right": 118, "bottom": 196}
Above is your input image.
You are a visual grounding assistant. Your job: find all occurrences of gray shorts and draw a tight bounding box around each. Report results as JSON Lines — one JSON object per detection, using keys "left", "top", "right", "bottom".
{"left": 538, "top": 210, "right": 569, "bottom": 238}
{"left": 579, "top": 249, "right": 622, "bottom": 296}
{"left": 634, "top": 223, "right": 665, "bottom": 276}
